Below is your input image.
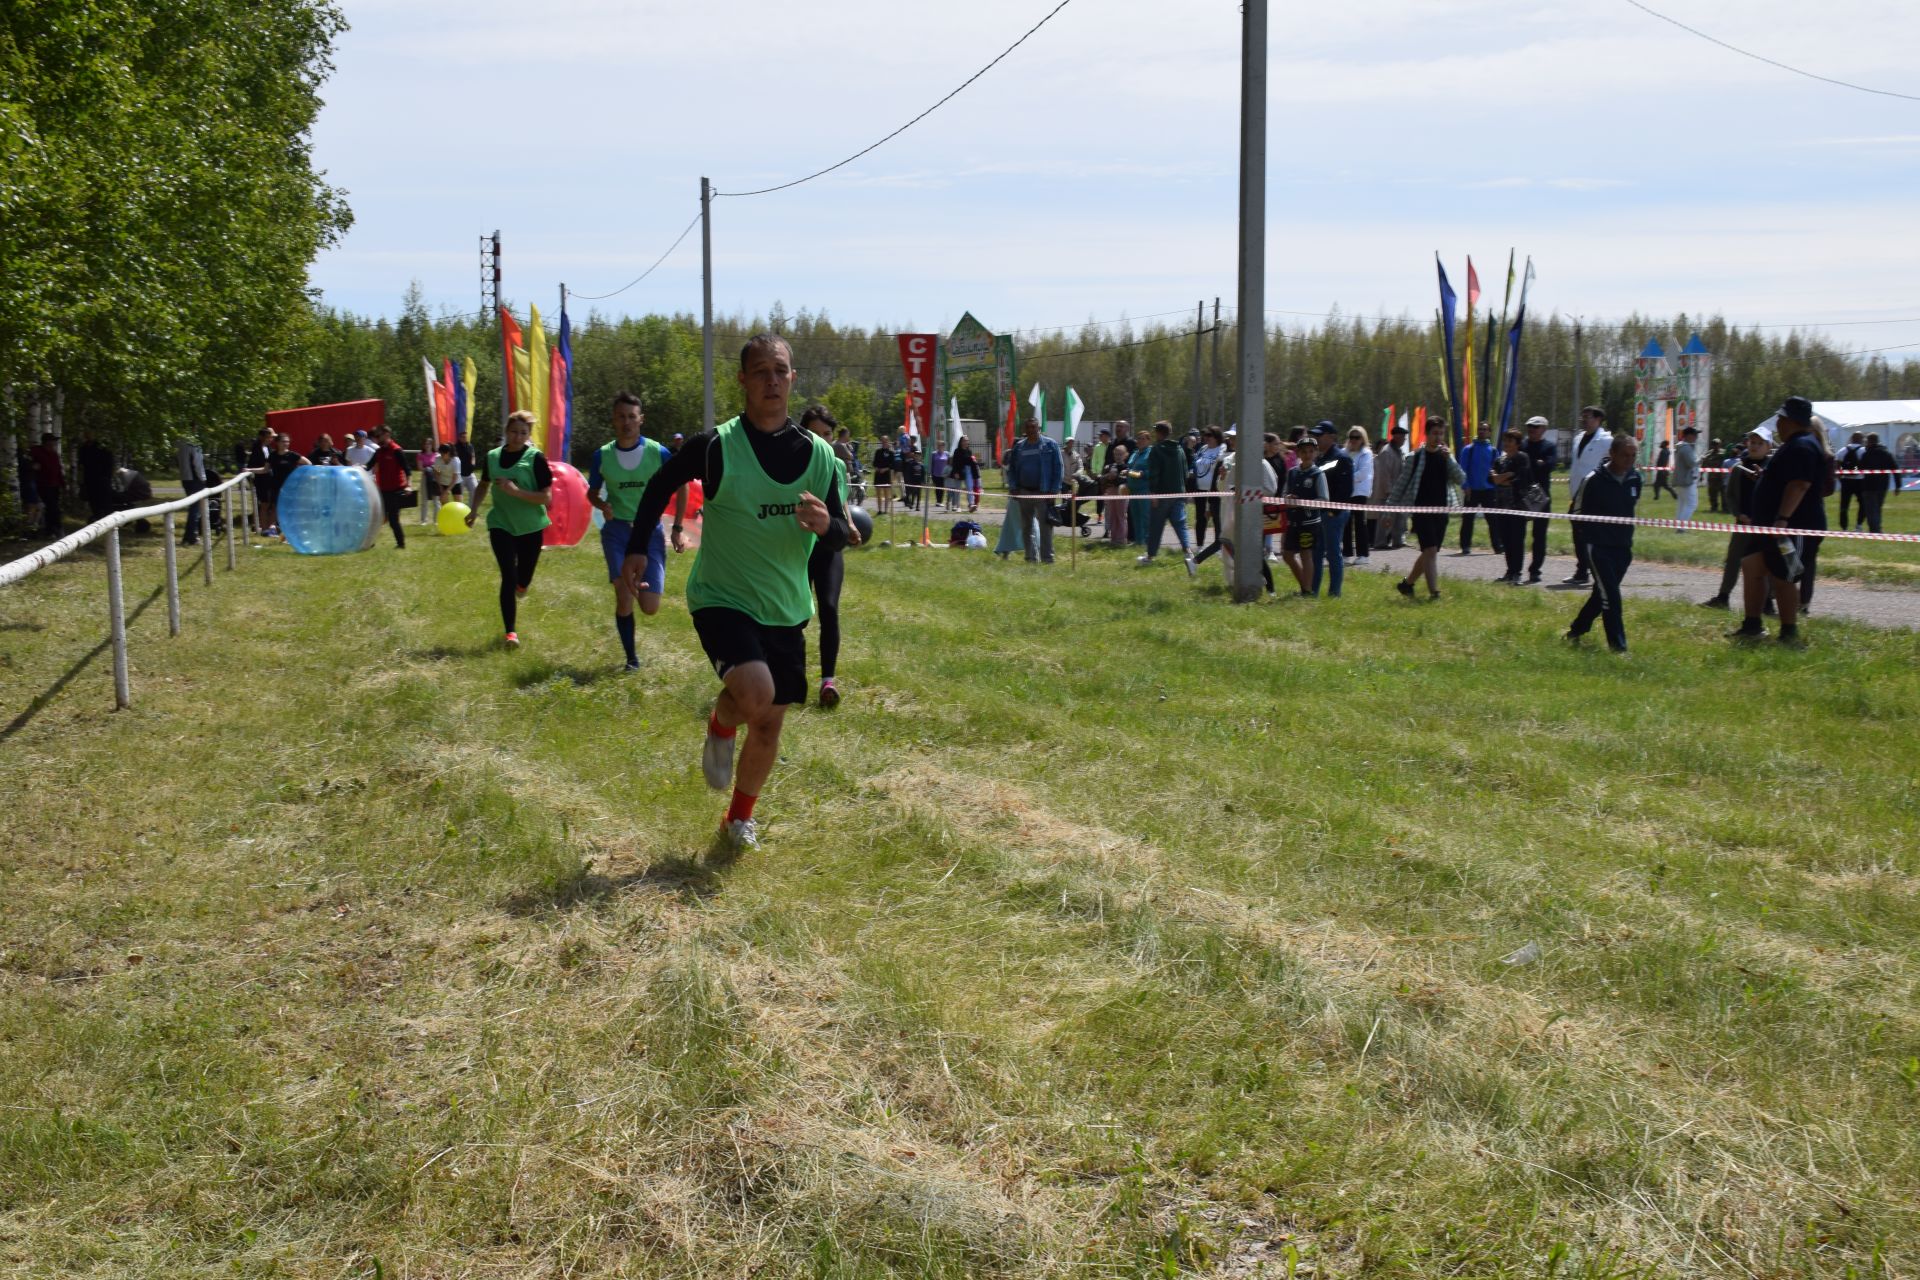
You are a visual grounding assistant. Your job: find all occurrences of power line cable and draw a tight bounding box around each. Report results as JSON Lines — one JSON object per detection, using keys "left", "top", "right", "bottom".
{"left": 712, "top": 0, "right": 1075, "bottom": 198}
{"left": 1620, "top": 0, "right": 1920, "bottom": 102}
{"left": 568, "top": 210, "right": 703, "bottom": 302}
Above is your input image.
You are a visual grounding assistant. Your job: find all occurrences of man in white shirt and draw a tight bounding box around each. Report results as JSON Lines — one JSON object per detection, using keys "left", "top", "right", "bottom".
{"left": 344, "top": 430, "right": 377, "bottom": 469}
{"left": 1559, "top": 405, "right": 1612, "bottom": 587}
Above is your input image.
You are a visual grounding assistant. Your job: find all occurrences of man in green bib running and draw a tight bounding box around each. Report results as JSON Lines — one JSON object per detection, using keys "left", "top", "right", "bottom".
{"left": 588, "top": 391, "right": 686, "bottom": 671}
{"left": 623, "top": 333, "right": 848, "bottom": 851}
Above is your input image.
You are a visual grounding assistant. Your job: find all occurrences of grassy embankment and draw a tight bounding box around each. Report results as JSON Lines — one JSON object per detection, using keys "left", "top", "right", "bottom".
{"left": 2, "top": 525, "right": 1917, "bottom": 1278}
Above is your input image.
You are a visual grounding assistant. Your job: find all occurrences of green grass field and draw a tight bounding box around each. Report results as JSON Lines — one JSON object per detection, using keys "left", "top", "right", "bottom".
{"left": 3, "top": 524, "right": 1918, "bottom": 1278}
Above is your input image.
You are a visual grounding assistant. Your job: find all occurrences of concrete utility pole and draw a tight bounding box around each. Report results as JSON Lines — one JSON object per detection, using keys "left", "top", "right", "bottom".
{"left": 701, "top": 177, "right": 716, "bottom": 431}
{"left": 1230, "top": 0, "right": 1268, "bottom": 604}
{"left": 1190, "top": 300, "right": 1205, "bottom": 434}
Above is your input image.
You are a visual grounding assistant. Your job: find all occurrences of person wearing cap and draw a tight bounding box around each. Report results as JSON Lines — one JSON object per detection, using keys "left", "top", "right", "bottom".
{"left": 1560, "top": 406, "right": 1613, "bottom": 587}
{"left": 1728, "top": 395, "right": 1826, "bottom": 645}
{"left": 1672, "top": 425, "right": 1702, "bottom": 521}
{"left": 667, "top": 431, "right": 685, "bottom": 458}
{"left": 1564, "top": 435, "right": 1642, "bottom": 653}
{"left": 1305, "top": 421, "right": 1352, "bottom": 597}
{"left": 1371, "top": 424, "right": 1407, "bottom": 550}
{"left": 1700, "top": 424, "right": 1772, "bottom": 609}
{"left": 1520, "top": 415, "right": 1557, "bottom": 583}
{"left": 1455, "top": 422, "right": 1500, "bottom": 557}
{"left": 1706, "top": 437, "right": 1726, "bottom": 512}
{"left": 1835, "top": 431, "right": 1866, "bottom": 529}
{"left": 344, "top": 429, "right": 376, "bottom": 469}
{"left": 1388, "top": 413, "right": 1466, "bottom": 600}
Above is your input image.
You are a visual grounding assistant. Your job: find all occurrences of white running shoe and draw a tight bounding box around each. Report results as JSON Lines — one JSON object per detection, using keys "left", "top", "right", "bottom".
{"left": 1184, "top": 553, "right": 1197, "bottom": 578}
{"left": 723, "top": 818, "right": 760, "bottom": 850}
{"left": 702, "top": 727, "right": 735, "bottom": 791}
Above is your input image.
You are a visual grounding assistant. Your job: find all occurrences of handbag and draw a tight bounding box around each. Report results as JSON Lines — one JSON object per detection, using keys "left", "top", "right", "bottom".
{"left": 1521, "top": 483, "right": 1550, "bottom": 513}
{"left": 394, "top": 487, "right": 418, "bottom": 510}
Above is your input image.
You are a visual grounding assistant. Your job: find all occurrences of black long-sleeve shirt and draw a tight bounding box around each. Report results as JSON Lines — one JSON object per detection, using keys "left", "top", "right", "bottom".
{"left": 626, "top": 418, "right": 848, "bottom": 559}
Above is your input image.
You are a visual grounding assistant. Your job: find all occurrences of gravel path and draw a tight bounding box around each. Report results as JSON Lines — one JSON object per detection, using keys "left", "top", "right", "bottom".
{"left": 865, "top": 500, "right": 1920, "bottom": 631}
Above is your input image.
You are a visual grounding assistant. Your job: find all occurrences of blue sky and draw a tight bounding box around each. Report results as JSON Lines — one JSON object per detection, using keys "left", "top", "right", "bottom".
{"left": 308, "top": 0, "right": 1920, "bottom": 357}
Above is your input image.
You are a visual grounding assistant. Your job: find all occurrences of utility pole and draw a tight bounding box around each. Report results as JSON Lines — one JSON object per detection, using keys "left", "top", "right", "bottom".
{"left": 1571, "top": 319, "right": 1584, "bottom": 427}
{"left": 1189, "top": 300, "right": 1205, "bottom": 434}
{"left": 491, "top": 231, "right": 507, "bottom": 433}
{"left": 1210, "top": 297, "right": 1222, "bottom": 427}
{"left": 1231, "top": 0, "right": 1267, "bottom": 604}
{"left": 701, "top": 177, "right": 716, "bottom": 431}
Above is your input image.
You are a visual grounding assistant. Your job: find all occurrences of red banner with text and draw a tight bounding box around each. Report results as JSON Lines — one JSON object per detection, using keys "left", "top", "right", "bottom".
{"left": 897, "top": 334, "right": 936, "bottom": 441}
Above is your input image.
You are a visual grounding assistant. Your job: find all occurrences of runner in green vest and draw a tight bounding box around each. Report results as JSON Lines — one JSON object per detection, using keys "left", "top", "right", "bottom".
{"left": 465, "top": 410, "right": 553, "bottom": 649}
{"left": 587, "top": 392, "right": 686, "bottom": 671}
{"left": 621, "top": 333, "right": 849, "bottom": 852}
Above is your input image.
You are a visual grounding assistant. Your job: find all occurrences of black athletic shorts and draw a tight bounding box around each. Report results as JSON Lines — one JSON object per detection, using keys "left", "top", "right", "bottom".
{"left": 691, "top": 606, "right": 809, "bottom": 706}
{"left": 1735, "top": 531, "right": 1795, "bottom": 579}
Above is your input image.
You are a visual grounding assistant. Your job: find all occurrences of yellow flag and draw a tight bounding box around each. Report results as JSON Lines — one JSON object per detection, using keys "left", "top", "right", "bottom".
{"left": 528, "top": 305, "right": 551, "bottom": 454}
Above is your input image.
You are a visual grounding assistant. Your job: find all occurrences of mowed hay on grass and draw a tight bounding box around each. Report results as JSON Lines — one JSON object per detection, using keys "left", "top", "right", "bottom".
{"left": 1, "top": 525, "right": 1917, "bottom": 1278}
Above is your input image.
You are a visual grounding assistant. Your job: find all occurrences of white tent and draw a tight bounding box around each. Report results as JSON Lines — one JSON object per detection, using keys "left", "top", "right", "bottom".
{"left": 1750, "top": 399, "right": 1920, "bottom": 450}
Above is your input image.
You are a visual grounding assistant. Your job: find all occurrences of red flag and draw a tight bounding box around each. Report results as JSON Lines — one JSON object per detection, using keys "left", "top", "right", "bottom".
{"left": 499, "top": 306, "right": 525, "bottom": 414}
{"left": 1467, "top": 258, "right": 1481, "bottom": 311}
{"left": 1002, "top": 386, "right": 1019, "bottom": 460}
{"left": 437, "top": 359, "right": 457, "bottom": 445}
{"left": 896, "top": 335, "right": 936, "bottom": 442}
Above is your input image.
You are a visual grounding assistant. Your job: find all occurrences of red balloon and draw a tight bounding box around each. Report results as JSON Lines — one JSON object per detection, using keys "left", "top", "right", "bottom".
{"left": 543, "top": 460, "right": 592, "bottom": 547}
{"left": 681, "top": 479, "right": 704, "bottom": 518}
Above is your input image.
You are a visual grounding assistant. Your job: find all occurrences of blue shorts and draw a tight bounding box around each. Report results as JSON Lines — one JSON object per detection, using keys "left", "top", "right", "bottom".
{"left": 603, "top": 519, "right": 666, "bottom": 594}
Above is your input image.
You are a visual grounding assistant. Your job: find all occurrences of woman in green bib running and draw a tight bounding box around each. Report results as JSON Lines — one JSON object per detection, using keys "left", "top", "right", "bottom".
{"left": 466, "top": 410, "right": 553, "bottom": 650}
{"left": 621, "top": 334, "right": 849, "bottom": 851}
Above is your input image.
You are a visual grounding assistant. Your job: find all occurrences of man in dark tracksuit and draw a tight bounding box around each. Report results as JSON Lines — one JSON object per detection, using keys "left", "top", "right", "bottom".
{"left": 1564, "top": 436, "right": 1642, "bottom": 653}
{"left": 1520, "top": 415, "right": 1557, "bottom": 583}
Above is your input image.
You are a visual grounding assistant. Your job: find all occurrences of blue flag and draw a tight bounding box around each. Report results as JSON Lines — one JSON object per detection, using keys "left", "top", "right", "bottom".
{"left": 450, "top": 357, "right": 467, "bottom": 442}
{"left": 1498, "top": 258, "right": 1536, "bottom": 437}
{"left": 556, "top": 307, "right": 574, "bottom": 460}
{"left": 1435, "top": 255, "right": 1463, "bottom": 449}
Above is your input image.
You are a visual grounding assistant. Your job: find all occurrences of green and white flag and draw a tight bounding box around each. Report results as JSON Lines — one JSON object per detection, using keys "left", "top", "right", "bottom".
{"left": 1064, "top": 386, "right": 1086, "bottom": 447}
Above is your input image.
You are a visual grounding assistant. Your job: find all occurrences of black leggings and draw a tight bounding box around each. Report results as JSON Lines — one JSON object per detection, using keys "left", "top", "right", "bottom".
{"left": 808, "top": 544, "right": 844, "bottom": 678}
{"left": 489, "top": 527, "right": 544, "bottom": 631}
{"left": 381, "top": 490, "right": 406, "bottom": 547}
{"left": 1192, "top": 496, "right": 1221, "bottom": 545}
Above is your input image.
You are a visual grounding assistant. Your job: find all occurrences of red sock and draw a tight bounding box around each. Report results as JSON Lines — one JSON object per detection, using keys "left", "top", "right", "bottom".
{"left": 726, "top": 789, "right": 757, "bottom": 824}
{"left": 707, "top": 710, "right": 737, "bottom": 740}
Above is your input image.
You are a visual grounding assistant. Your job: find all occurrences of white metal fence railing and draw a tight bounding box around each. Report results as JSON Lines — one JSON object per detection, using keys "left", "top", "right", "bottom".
{"left": 1, "top": 470, "right": 260, "bottom": 710}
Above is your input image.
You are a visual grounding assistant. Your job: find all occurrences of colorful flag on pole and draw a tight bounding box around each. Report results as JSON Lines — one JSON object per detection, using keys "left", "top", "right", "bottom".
{"left": 1064, "top": 386, "right": 1085, "bottom": 447}
{"left": 1411, "top": 405, "right": 1427, "bottom": 451}
{"left": 1002, "top": 386, "right": 1018, "bottom": 460}
{"left": 551, "top": 306, "right": 573, "bottom": 462}
{"left": 949, "top": 394, "right": 963, "bottom": 451}
{"left": 437, "top": 359, "right": 457, "bottom": 445}
{"left": 1498, "top": 257, "right": 1537, "bottom": 436}
{"left": 421, "top": 357, "right": 440, "bottom": 443}
{"left": 1027, "top": 382, "right": 1045, "bottom": 438}
{"left": 527, "top": 305, "right": 551, "bottom": 454}
{"left": 1462, "top": 257, "right": 1479, "bottom": 446}
{"left": 499, "top": 307, "right": 526, "bottom": 416}
{"left": 458, "top": 356, "right": 476, "bottom": 442}
{"left": 1380, "top": 404, "right": 1394, "bottom": 444}
{"left": 1435, "top": 255, "right": 1461, "bottom": 449}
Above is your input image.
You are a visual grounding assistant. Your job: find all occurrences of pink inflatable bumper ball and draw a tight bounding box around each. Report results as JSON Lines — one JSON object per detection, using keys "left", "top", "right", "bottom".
{"left": 681, "top": 479, "right": 704, "bottom": 519}
{"left": 543, "top": 460, "right": 592, "bottom": 547}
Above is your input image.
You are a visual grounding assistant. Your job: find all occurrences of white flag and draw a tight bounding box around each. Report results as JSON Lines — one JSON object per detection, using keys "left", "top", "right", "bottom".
{"left": 950, "top": 395, "right": 963, "bottom": 450}
{"left": 1027, "top": 381, "right": 1045, "bottom": 432}
{"left": 1064, "top": 386, "right": 1086, "bottom": 446}
{"left": 422, "top": 357, "right": 439, "bottom": 438}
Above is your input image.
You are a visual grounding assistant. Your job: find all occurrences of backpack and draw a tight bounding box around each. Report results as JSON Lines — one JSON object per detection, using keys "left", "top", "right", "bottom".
{"left": 1821, "top": 452, "right": 1838, "bottom": 498}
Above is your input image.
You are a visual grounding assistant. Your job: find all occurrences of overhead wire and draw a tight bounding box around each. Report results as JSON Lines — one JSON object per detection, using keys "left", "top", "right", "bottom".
{"left": 1620, "top": 0, "right": 1920, "bottom": 102}
{"left": 568, "top": 209, "right": 703, "bottom": 302}
{"left": 712, "top": 0, "right": 1075, "bottom": 197}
